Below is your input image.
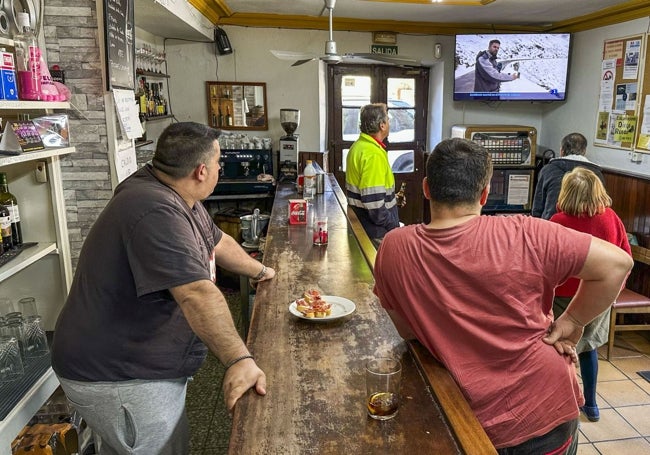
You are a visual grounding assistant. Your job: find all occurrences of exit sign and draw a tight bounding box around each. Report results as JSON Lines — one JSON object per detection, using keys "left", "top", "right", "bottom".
{"left": 371, "top": 45, "right": 398, "bottom": 55}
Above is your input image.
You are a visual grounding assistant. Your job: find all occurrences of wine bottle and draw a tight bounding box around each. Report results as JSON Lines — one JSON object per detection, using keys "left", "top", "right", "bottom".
{"left": 226, "top": 106, "right": 233, "bottom": 126}
{"left": 0, "top": 173, "right": 22, "bottom": 245}
{"left": 217, "top": 106, "right": 224, "bottom": 127}
{"left": 395, "top": 182, "right": 406, "bottom": 208}
{"left": 0, "top": 204, "right": 12, "bottom": 251}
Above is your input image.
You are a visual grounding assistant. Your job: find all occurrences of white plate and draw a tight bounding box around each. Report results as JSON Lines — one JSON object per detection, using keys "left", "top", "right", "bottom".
{"left": 289, "top": 295, "right": 356, "bottom": 321}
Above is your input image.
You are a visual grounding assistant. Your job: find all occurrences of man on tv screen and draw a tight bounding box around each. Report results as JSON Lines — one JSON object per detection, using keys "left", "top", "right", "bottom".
{"left": 474, "top": 39, "right": 519, "bottom": 92}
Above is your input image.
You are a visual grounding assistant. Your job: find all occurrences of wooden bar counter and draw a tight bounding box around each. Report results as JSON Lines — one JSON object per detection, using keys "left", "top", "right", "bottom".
{"left": 229, "top": 176, "right": 496, "bottom": 454}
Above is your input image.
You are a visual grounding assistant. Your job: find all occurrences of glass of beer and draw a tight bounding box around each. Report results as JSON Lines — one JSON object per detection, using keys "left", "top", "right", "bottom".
{"left": 366, "top": 357, "right": 401, "bottom": 420}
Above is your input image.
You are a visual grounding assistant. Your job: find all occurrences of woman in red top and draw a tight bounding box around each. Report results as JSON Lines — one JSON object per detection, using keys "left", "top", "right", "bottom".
{"left": 550, "top": 167, "right": 631, "bottom": 422}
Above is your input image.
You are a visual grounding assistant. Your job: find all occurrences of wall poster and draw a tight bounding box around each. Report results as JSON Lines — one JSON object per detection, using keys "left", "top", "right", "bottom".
{"left": 594, "top": 35, "right": 644, "bottom": 151}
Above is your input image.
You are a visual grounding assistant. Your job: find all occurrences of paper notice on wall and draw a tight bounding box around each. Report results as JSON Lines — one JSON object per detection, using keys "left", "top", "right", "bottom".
{"left": 612, "top": 114, "right": 636, "bottom": 143}
{"left": 114, "top": 139, "right": 137, "bottom": 183}
{"left": 615, "top": 82, "right": 637, "bottom": 111}
{"left": 596, "top": 111, "right": 609, "bottom": 142}
{"left": 506, "top": 174, "right": 530, "bottom": 206}
{"left": 603, "top": 40, "right": 624, "bottom": 62}
{"left": 112, "top": 89, "right": 143, "bottom": 140}
{"left": 637, "top": 95, "right": 650, "bottom": 150}
{"left": 623, "top": 39, "right": 641, "bottom": 79}
{"left": 599, "top": 59, "right": 616, "bottom": 111}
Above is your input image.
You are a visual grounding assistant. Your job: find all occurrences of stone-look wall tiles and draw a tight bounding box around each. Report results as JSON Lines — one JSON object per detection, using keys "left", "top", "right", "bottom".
{"left": 44, "top": 1, "right": 111, "bottom": 268}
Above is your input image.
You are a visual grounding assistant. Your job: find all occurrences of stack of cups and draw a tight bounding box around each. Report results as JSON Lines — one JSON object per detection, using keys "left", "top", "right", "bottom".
{"left": 0, "top": 296, "right": 50, "bottom": 383}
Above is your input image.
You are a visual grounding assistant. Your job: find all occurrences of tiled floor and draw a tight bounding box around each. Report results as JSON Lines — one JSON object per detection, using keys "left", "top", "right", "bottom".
{"left": 186, "top": 291, "right": 650, "bottom": 455}
{"left": 577, "top": 331, "right": 650, "bottom": 454}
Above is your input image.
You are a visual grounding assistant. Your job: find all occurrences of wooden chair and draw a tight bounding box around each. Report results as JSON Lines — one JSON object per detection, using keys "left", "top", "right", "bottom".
{"left": 606, "top": 245, "right": 650, "bottom": 360}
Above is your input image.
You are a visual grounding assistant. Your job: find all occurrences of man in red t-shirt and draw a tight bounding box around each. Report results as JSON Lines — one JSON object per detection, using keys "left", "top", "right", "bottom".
{"left": 373, "top": 138, "right": 632, "bottom": 453}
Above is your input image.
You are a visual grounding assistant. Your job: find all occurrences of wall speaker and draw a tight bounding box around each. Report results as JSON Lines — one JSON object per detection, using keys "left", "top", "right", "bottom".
{"left": 214, "top": 27, "right": 233, "bottom": 55}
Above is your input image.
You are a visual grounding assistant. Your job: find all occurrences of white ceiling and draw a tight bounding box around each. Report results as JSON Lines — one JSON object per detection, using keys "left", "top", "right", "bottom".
{"left": 134, "top": 0, "right": 646, "bottom": 41}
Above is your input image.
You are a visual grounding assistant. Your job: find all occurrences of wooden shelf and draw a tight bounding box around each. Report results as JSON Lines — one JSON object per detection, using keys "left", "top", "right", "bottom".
{"left": 136, "top": 71, "right": 170, "bottom": 78}
{"left": 143, "top": 114, "right": 173, "bottom": 122}
{"left": 0, "top": 243, "right": 58, "bottom": 283}
{"left": 135, "top": 140, "right": 154, "bottom": 149}
{"left": 0, "top": 147, "right": 75, "bottom": 168}
{"left": 0, "top": 101, "right": 70, "bottom": 110}
{"left": 0, "top": 368, "right": 58, "bottom": 451}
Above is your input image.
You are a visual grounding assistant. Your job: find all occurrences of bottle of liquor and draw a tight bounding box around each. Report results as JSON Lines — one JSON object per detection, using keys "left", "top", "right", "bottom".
{"left": 217, "top": 106, "right": 224, "bottom": 127}
{"left": 303, "top": 160, "right": 317, "bottom": 201}
{"left": 13, "top": 12, "right": 42, "bottom": 100}
{"left": 395, "top": 182, "right": 406, "bottom": 208}
{"left": 0, "top": 204, "right": 12, "bottom": 251}
{"left": 226, "top": 106, "right": 233, "bottom": 126}
{"left": 139, "top": 78, "right": 148, "bottom": 117}
{"left": 0, "top": 173, "right": 21, "bottom": 245}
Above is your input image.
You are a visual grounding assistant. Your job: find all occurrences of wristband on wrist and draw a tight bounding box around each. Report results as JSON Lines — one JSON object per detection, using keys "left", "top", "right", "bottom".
{"left": 225, "top": 354, "right": 254, "bottom": 371}
{"left": 252, "top": 265, "right": 267, "bottom": 281}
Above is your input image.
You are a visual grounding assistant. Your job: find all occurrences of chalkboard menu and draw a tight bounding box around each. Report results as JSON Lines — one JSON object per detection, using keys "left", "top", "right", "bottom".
{"left": 103, "top": 0, "right": 135, "bottom": 90}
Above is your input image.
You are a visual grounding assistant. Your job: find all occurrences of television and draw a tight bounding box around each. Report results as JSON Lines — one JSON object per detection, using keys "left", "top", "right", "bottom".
{"left": 454, "top": 33, "right": 571, "bottom": 101}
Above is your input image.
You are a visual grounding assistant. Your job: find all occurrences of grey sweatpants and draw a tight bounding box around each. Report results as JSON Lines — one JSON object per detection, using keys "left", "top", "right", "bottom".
{"left": 58, "top": 376, "right": 189, "bottom": 455}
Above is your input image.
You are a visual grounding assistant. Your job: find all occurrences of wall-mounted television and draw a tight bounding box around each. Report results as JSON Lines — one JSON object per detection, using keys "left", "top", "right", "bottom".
{"left": 454, "top": 33, "right": 571, "bottom": 102}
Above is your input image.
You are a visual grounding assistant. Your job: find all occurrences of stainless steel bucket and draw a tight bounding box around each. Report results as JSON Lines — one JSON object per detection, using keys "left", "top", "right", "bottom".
{"left": 240, "top": 208, "right": 270, "bottom": 248}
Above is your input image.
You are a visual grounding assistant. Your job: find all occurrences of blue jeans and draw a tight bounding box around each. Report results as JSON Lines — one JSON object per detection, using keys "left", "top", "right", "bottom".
{"left": 497, "top": 418, "right": 579, "bottom": 455}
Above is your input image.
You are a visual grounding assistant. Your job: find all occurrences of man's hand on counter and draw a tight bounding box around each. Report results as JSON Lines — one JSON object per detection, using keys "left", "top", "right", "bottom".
{"left": 223, "top": 357, "right": 267, "bottom": 413}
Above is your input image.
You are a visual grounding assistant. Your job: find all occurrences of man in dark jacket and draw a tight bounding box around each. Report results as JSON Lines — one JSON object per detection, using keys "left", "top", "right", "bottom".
{"left": 474, "top": 39, "right": 519, "bottom": 92}
{"left": 532, "top": 132, "right": 605, "bottom": 219}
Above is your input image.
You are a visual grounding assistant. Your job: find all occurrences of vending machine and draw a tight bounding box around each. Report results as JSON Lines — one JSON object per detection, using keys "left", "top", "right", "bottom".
{"left": 451, "top": 125, "right": 537, "bottom": 215}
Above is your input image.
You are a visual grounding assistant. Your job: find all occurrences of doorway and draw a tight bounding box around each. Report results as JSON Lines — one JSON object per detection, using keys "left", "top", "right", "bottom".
{"left": 327, "top": 64, "right": 429, "bottom": 225}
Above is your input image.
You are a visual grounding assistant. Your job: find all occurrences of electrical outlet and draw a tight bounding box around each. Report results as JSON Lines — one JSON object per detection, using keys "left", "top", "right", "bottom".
{"left": 35, "top": 161, "right": 47, "bottom": 183}
{"left": 631, "top": 152, "right": 640, "bottom": 163}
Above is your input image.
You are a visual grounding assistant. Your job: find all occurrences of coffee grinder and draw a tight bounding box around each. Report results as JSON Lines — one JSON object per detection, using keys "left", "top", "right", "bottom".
{"left": 279, "top": 108, "right": 300, "bottom": 182}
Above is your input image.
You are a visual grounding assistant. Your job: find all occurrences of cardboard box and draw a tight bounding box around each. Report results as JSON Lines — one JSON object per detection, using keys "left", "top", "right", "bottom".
{"left": 288, "top": 199, "right": 307, "bottom": 224}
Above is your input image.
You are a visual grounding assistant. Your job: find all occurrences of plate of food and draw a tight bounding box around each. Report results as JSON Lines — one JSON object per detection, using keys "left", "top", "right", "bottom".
{"left": 289, "top": 289, "right": 356, "bottom": 321}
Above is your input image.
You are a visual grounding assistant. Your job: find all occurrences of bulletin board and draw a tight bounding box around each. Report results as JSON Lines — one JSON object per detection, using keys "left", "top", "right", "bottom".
{"left": 636, "top": 36, "right": 650, "bottom": 152}
{"left": 594, "top": 34, "right": 644, "bottom": 151}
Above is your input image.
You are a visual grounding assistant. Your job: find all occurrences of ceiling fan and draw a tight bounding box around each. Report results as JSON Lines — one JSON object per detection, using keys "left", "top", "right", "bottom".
{"left": 270, "top": 0, "right": 420, "bottom": 67}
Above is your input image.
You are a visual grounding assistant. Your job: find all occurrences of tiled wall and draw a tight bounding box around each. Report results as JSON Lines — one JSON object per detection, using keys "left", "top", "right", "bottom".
{"left": 43, "top": 1, "right": 111, "bottom": 269}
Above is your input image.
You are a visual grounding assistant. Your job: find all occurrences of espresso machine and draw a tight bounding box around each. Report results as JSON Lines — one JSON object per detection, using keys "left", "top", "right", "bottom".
{"left": 279, "top": 108, "right": 300, "bottom": 182}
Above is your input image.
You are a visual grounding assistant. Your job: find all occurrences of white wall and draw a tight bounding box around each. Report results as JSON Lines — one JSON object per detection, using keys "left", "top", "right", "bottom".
{"left": 541, "top": 18, "right": 650, "bottom": 177}
{"left": 165, "top": 27, "right": 544, "bottom": 152}
{"left": 163, "top": 21, "right": 650, "bottom": 177}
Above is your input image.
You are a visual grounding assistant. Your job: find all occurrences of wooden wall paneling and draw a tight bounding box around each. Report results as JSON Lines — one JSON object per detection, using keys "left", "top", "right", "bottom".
{"left": 603, "top": 170, "right": 650, "bottom": 298}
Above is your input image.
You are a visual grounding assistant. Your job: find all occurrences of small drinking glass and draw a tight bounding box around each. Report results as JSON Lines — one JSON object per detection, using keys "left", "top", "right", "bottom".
{"left": 5, "top": 320, "right": 25, "bottom": 357}
{"left": 22, "top": 315, "right": 49, "bottom": 358}
{"left": 366, "top": 358, "right": 401, "bottom": 420}
{"left": 18, "top": 297, "right": 38, "bottom": 318}
{"left": 312, "top": 217, "right": 328, "bottom": 246}
{"left": 0, "top": 297, "right": 14, "bottom": 317}
{"left": 0, "top": 335, "right": 24, "bottom": 382}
